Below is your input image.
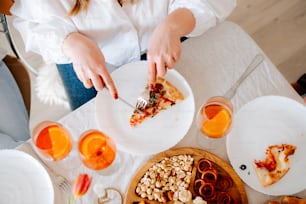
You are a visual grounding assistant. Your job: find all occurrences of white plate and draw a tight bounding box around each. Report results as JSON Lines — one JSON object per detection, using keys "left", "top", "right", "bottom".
{"left": 95, "top": 61, "right": 194, "bottom": 155}
{"left": 226, "top": 95, "right": 306, "bottom": 195}
{"left": 0, "top": 149, "right": 54, "bottom": 204}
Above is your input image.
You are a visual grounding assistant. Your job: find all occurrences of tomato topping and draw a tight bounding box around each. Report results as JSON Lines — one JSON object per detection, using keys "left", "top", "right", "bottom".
{"left": 254, "top": 151, "right": 276, "bottom": 171}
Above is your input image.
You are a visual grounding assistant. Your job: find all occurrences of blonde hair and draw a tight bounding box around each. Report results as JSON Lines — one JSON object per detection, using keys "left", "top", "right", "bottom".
{"left": 69, "top": 0, "right": 138, "bottom": 16}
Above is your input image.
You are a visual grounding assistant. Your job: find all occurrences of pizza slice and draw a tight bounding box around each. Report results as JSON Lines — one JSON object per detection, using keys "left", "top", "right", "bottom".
{"left": 129, "top": 77, "right": 184, "bottom": 127}
{"left": 253, "top": 144, "right": 296, "bottom": 187}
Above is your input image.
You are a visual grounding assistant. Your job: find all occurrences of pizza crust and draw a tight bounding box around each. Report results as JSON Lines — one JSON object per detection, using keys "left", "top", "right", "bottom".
{"left": 156, "top": 77, "right": 184, "bottom": 101}
{"left": 254, "top": 162, "right": 289, "bottom": 187}
{"left": 129, "top": 77, "right": 184, "bottom": 127}
{"left": 254, "top": 144, "right": 296, "bottom": 187}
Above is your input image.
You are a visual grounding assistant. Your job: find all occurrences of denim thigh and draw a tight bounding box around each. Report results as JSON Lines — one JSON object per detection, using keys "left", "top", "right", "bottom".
{"left": 56, "top": 63, "right": 97, "bottom": 110}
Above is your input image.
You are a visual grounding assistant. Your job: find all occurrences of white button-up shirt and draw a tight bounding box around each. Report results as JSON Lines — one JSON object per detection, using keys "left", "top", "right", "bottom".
{"left": 11, "top": 0, "right": 236, "bottom": 67}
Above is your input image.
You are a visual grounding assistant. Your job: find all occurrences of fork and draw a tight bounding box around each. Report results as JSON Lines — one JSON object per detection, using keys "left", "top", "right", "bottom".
{"left": 136, "top": 88, "right": 150, "bottom": 111}
{"left": 224, "top": 53, "right": 264, "bottom": 99}
{"left": 55, "top": 174, "right": 72, "bottom": 195}
{"left": 28, "top": 144, "right": 72, "bottom": 194}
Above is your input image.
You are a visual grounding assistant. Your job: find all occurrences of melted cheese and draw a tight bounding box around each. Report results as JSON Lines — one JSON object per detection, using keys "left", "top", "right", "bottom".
{"left": 254, "top": 144, "right": 296, "bottom": 187}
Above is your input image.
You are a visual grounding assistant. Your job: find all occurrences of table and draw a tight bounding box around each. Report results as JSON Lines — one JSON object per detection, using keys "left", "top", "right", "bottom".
{"left": 17, "top": 21, "right": 305, "bottom": 204}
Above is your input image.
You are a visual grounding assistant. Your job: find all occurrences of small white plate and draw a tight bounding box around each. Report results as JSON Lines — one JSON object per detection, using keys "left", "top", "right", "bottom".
{"left": 95, "top": 61, "right": 194, "bottom": 155}
{"left": 0, "top": 149, "right": 54, "bottom": 204}
{"left": 226, "top": 95, "right": 306, "bottom": 195}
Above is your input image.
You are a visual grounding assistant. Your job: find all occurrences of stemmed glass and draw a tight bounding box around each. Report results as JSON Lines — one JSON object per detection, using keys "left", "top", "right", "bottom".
{"left": 32, "top": 120, "right": 73, "bottom": 161}
{"left": 78, "top": 129, "right": 119, "bottom": 175}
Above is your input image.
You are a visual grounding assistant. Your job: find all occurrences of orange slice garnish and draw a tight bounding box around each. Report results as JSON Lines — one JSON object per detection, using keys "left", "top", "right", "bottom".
{"left": 204, "top": 104, "right": 223, "bottom": 119}
{"left": 48, "top": 126, "right": 72, "bottom": 161}
{"left": 79, "top": 132, "right": 117, "bottom": 170}
{"left": 201, "top": 109, "right": 231, "bottom": 138}
{"left": 79, "top": 133, "right": 107, "bottom": 158}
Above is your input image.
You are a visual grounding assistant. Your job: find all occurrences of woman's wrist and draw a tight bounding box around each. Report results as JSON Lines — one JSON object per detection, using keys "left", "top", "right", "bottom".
{"left": 165, "top": 8, "right": 195, "bottom": 38}
{"left": 62, "top": 32, "right": 79, "bottom": 57}
{"left": 62, "top": 32, "right": 95, "bottom": 60}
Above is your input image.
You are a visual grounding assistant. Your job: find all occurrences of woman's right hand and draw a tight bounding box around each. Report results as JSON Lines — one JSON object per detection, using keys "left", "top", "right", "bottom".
{"left": 62, "top": 32, "right": 118, "bottom": 99}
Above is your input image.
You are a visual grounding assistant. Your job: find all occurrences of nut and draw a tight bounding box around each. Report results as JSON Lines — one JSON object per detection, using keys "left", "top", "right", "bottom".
{"left": 135, "top": 154, "right": 194, "bottom": 202}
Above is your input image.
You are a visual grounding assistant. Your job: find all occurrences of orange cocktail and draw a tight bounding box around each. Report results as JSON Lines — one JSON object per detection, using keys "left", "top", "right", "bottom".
{"left": 197, "top": 96, "right": 233, "bottom": 139}
{"left": 32, "top": 121, "right": 73, "bottom": 161}
{"left": 78, "top": 130, "right": 116, "bottom": 171}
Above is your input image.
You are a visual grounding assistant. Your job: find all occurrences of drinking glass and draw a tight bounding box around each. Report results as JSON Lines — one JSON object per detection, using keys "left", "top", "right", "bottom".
{"left": 195, "top": 54, "right": 264, "bottom": 150}
{"left": 78, "top": 130, "right": 118, "bottom": 175}
{"left": 32, "top": 120, "right": 73, "bottom": 161}
{"left": 196, "top": 96, "right": 233, "bottom": 148}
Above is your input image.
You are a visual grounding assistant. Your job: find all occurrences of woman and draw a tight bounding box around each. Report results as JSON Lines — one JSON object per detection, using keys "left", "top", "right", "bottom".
{"left": 11, "top": 0, "right": 236, "bottom": 110}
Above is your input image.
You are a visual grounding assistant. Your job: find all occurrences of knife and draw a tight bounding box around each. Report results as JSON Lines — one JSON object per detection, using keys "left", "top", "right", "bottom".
{"left": 118, "top": 95, "right": 145, "bottom": 113}
{"left": 105, "top": 87, "right": 142, "bottom": 112}
{"left": 104, "top": 63, "right": 143, "bottom": 112}
{"left": 117, "top": 95, "right": 138, "bottom": 111}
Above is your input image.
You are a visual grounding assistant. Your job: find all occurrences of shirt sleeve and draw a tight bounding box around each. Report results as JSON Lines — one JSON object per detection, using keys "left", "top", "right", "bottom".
{"left": 10, "top": 0, "right": 77, "bottom": 64}
{"left": 169, "top": 0, "right": 237, "bottom": 37}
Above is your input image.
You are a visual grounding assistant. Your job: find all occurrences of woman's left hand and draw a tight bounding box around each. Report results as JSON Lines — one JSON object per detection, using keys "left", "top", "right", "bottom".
{"left": 146, "top": 8, "right": 195, "bottom": 88}
{"left": 146, "top": 21, "right": 181, "bottom": 88}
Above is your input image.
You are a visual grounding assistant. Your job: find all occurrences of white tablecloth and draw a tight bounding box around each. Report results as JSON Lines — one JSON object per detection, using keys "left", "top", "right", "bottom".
{"left": 18, "top": 21, "right": 305, "bottom": 204}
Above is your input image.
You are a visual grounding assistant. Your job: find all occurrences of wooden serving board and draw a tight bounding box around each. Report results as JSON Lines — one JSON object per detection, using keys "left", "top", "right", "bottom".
{"left": 124, "top": 147, "right": 248, "bottom": 204}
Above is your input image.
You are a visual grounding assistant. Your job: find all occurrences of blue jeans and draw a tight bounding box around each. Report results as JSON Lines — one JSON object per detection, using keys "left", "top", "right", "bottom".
{"left": 56, "top": 63, "right": 97, "bottom": 110}
{"left": 0, "top": 60, "right": 30, "bottom": 149}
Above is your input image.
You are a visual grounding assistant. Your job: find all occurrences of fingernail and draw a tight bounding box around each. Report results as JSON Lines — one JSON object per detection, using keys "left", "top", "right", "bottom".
{"left": 114, "top": 93, "right": 118, "bottom": 99}
{"left": 150, "top": 84, "right": 154, "bottom": 90}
